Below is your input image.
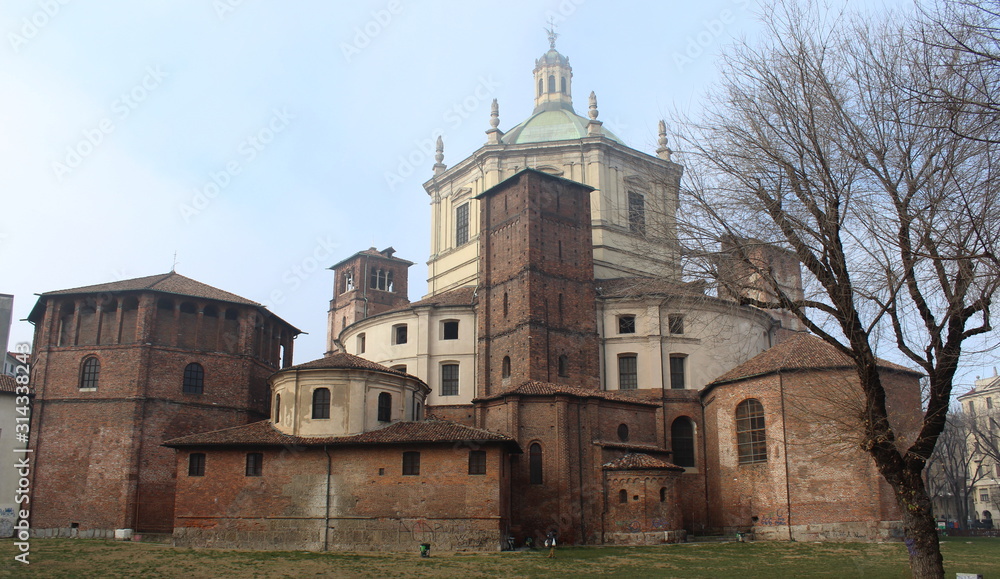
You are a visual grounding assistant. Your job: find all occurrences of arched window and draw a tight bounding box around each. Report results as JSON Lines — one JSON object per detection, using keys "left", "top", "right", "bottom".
{"left": 617, "top": 423, "right": 630, "bottom": 442}
{"left": 561, "top": 76, "right": 567, "bottom": 94}
{"left": 312, "top": 388, "right": 331, "bottom": 419}
{"left": 501, "top": 356, "right": 511, "bottom": 379}
{"left": 671, "top": 417, "right": 695, "bottom": 467}
{"left": 660, "top": 487, "right": 667, "bottom": 502}
{"left": 378, "top": 392, "right": 392, "bottom": 422}
{"left": 80, "top": 357, "right": 100, "bottom": 389}
{"left": 619, "top": 489, "right": 628, "bottom": 504}
{"left": 274, "top": 394, "right": 281, "bottom": 424}
{"left": 548, "top": 74, "right": 556, "bottom": 93}
{"left": 538, "top": 78, "right": 544, "bottom": 97}
{"left": 558, "top": 355, "right": 568, "bottom": 377}
{"left": 736, "top": 399, "right": 767, "bottom": 464}
{"left": 183, "top": 363, "right": 204, "bottom": 394}
{"left": 529, "top": 443, "right": 543, "bottom": 484}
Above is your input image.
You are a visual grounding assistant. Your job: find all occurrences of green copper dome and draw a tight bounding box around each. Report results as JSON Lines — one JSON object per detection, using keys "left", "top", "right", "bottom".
{"left": 501, "top": 108, "right": 623, "bottom": 145}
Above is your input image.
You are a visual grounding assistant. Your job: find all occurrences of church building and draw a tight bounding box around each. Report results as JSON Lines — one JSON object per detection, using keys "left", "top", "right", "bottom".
{"left": 26, "top": 34, "right": 922, "bottom": 550}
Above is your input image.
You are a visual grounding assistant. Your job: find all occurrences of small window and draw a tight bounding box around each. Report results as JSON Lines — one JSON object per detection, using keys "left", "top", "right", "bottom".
{"left": 245, "top": 453, "right": 263, "bottom": 476}
{"left": 357, "top": 333, "right": 366, "bottom": 354}
{"left": 617, "top": 423, "right": 630, "bottom": 442}
{"left": 378, "top": 392, "right": 392, "bottom": 422}
{"left": 442, "top": 320, "right": 459, "bottom": 340}
{"left": 393, "top": 324, "right": 408, "bottom": 345}
{"left": 619, "top": 489, "right": 628, "bottom": 504}
{"left": 501, "top": 356, "right": 511, "bottom": 379}
{"left": 441, "top": 363, "right": 459, "bottom": 396}
{"left": 618, "top": 315, "right": 636, "bottom": 334}
{"left": 736, "top": 399, "right": 767, "bottom": 464}
{"left": 402, "top": 451, "right": 420, "bottom": 475}
{"left": 668, "top": 314, "right": 685, "bottom": 335}
{"left": 188, "top": 453, "right": 206, "bottom": 477}
{"left": 469, "top": 450, "right": 487, "bottom": 475}
{"left": 980, "top": 489, "right": 990, "bottom": 502}
{"left": 312, "top": 388, "right": 331, "bottom": 419}
{"left": 628, "top": 191, "right": 645, "bottom": 234}
{"left": 391, "top": 364, "right": 407, "bottom": 373}
{"left": 660, "top": 487, "right": 667, "bottom": 502}
{"left": 183, "top": 362, "right": 205, "bottom": 394}
{"left": 538, "top": 78, "right": 544, "bottom": 97}
{"left": 669, "top": 355, "right": 686, "bottom": 390}
{"left": 548, "top": 74, "right": 555, "bottom": 93}
{"left": 503, "top": 293, "right": 508, "bottom": 317}
{"left": 671, "top": 417, "right": 695, "bottom": 467}
{"left": 618, "top": 354, "right": 638, "bottom": 390}
{"left": 80, "top": 357, "right": 100, "bottom": 389}
{"left": 274, "top": 394, "right": 281, "bottom": 424}
{"left": 455, "top": 203, "right": 470, "bottom": 246}
{"left": 529, "top": 443, "right": 543, "bottom": 484}
{"left": 558, "top": 355, "right": 568, "bottom": 377}
{"left": 561, "top": 76, "right": 567, "bottom": 94}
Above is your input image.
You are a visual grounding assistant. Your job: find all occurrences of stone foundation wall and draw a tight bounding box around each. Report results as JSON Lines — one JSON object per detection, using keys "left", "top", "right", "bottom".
{"left": 173, "top": 516, "right": 503, "bottom": 552}
{"left": 604, "top": 529, "right": 687, "bottom": 545}
{"left": 173, "top": 518, "right": 325, "bottom": 551}
{"left": 32, "top": 527, "right": 117, "bottom": 539}
{"left": 753, "top": 520, "right": 905, "bottom": 542}
{"left": 327, "top": 517, "right": 503, "bottom": 551}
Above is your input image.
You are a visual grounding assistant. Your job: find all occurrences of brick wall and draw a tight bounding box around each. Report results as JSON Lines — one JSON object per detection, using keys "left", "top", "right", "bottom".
{"left": 28, "top": 290, "right": 292, "bottom": 535}
{"left": 173, "top": 443, "right": 510, "bottom": 551}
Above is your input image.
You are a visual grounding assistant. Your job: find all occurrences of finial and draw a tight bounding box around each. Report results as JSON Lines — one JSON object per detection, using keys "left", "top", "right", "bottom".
{"left": 656, "top": 119, "right": 673, "bottom": 161}
{"left": 588, "top": 91, "right": 599, "bottom": 120}
{"left": 546, "top": 18, "right": 558, "bottom": 50}
{"left": 490, "top": 99, "right": 500, "bottom": 129}
{"left": 433, "top": 135, "right": 446, "bottom": 174}
{"left": 171, "top": 251, "right": 178, "bottom": 273}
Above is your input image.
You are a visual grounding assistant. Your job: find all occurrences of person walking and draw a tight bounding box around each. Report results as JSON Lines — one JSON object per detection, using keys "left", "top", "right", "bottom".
{"left": 545, "top": 531, "right": 557, "bottom": 558}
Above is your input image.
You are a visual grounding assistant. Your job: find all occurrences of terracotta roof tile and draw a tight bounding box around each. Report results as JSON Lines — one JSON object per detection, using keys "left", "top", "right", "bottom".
{"left": 42, "top": 272, "right": 259, "bottom": 305}
{"left": 282, "top": 352, "right": 409, "bottom": 376}
{"left": 163, "top": 419, "right": 518, "bottom": 449}
{"left": 603, "top": 453, "right": 684, "bottom": 471}
{"left": 597, "top": 277, "right": 707, "bottom": 299}
{"left": 383, "top": 286, "right": 477, "bottom": 315}
{"left": 476, "top": 381, "right": 661, "bottom": 406}
{"left": 0, "top": 375, "right": 27, "bottom": 394}
{"left": 710, "top": 333, "right": 920, "bottom": 386}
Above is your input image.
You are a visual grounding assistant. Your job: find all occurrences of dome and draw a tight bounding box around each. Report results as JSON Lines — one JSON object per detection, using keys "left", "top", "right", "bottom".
{"left": 501, "top": 108, "right": 623, "bottom": 145}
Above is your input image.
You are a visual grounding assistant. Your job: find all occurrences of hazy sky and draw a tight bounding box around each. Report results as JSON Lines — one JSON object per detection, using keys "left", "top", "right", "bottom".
{"left": 10, "top": 0, "right": 981, "bottom": 385}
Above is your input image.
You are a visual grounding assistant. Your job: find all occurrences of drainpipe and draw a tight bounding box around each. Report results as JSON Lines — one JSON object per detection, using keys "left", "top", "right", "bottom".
{"left": 779, "top": 373, "right": 792, "bottom": 540}
{"left": 324, "top": 445, "right": 332, "bottom": 551}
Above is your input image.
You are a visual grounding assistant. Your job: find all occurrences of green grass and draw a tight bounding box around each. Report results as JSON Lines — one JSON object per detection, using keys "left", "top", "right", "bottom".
{"left": 0, "top": 536, "right": 995, "bottom": 578}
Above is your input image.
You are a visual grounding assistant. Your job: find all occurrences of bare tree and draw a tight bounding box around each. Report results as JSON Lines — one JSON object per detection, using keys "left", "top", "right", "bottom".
{"left": 925, "top": 410, "right": 990, "bottom": 528}
{"left": 675, "top": 2, "right": 999, "bottom": 577}
{"left": 918, "top": 0, "right": 1000, "bottom": 145}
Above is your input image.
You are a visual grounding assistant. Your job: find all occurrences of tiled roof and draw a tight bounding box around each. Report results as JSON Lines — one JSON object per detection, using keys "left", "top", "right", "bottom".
{"left": 603, "top": 453, "right": 684, "bottom": 471}
{"left": 40, "top": 272, "right": 259, "bottom": 305}
{"left": 597, "top": 277, "right": 707, "bottom": 299}
{"left": 0, "top": 375, "right": 26, "bottom": 394}
{"left": 387, "top": 286, "right": 477, "bottom": 314}
{"left": 281, "top": 352, "right": 409, "bottom": 376}
{"left": 709, "top": 333, "right": 920, "bottom": 387}
{"left": 476, "top": 381, "right": 661, "bottom": 406}
{"left": 163, "top": 419, "right": 519, "bottom": 449}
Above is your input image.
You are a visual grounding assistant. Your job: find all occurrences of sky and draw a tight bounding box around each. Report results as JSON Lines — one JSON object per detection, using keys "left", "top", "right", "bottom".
{"left": 8, "top": 0, "right": 989, "bottom": 390}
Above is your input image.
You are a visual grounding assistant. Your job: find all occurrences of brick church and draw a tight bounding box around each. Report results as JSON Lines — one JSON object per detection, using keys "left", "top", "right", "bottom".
{"left": 26, "top": 36, "right": 922, "bottom": 549}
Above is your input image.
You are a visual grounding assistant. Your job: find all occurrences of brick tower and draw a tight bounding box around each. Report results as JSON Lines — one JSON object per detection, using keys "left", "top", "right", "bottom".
{"left": 327, "top": 247, "right": 412, "bottom": 353}
{"left": 476, "top": 169, "right": 600, "bottom": 397}
{"left": 27, "top": 272, "right": 299, "bottom": 535}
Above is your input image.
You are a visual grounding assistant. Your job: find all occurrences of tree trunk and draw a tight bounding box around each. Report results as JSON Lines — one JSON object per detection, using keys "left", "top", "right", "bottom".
{"left": 894, "top": 470, "right": 945, "bottom": 579}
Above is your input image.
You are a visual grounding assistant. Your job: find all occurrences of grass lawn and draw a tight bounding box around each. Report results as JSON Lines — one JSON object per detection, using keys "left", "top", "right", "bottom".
{"left": 0, "top": 536, "right": 995, "bottom": 578}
